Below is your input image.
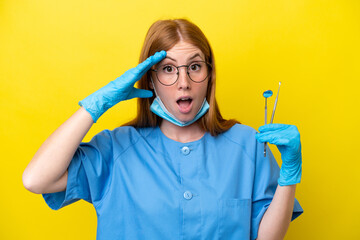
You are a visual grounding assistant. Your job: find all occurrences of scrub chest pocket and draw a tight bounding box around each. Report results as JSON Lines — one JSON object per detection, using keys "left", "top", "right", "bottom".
{"left": 218, "top": 198, "right": 251, "bottom": 239}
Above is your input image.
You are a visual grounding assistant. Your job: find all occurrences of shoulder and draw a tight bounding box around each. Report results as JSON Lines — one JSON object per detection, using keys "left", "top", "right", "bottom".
{"left": 110, "top": 126, "right": 157, "bottom": 149}
{"left": 109, "top": 126, "right": 155, "bottom": 143}
{"left": 85, "top": 126, "right": 156, "bottom": 159}
{"left": 220, "top": 123, "right": 258, "bottom": 146}
{"left": 87, "top": 126, "right": 155, "bottom": 148}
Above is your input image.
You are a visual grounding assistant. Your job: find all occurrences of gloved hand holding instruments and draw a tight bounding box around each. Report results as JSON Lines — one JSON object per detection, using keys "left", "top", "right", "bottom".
{"left": 255, "top": 82, "right": 302, "bottom": 186}
{"left": 79, "top": 50, "right": 167, "bottom": 123}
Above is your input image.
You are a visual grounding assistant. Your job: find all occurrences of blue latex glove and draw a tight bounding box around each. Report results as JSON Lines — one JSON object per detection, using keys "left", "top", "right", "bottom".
{"left": 255, "top": 123, "right": 302, "bottom": 186}
{"left": 79, "top": 50, "right": 167, "bottom": 122}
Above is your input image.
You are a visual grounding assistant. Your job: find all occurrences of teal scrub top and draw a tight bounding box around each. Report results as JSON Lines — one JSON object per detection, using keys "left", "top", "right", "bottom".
{"left": 42, "top": 123, "right": 303, "bottom": 240}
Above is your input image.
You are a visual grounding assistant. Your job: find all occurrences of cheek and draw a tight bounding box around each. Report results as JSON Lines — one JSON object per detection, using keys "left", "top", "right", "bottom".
{"left": 155, "top": 85, "right": 174, "bottom": 104}
{"left": 199, "top": 82, "right": 209, "bottom": 98}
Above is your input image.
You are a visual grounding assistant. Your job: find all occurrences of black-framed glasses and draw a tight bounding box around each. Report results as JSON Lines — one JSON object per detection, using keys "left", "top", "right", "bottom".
{"left": 150, "top": 61, "right": 212, "bottom": 86}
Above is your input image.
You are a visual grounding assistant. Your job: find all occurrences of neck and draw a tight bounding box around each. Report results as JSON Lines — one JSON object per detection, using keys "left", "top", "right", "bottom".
{"left": 160, "top": 120, "right": 205, "bottom": 143}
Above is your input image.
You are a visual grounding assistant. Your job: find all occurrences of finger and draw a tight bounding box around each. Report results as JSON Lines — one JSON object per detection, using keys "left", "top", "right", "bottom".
{"left": 128, "top": 88, "right": 153, "bottom": 99}
{"left": 135, "top": 50, "right": 167, "bottom": 76}
{"left": 255, "top": 132, "right": 290, "bottom": 145}
{"left": 255, "top": 128, "right": 283, "bottom": 142}
{"left": 269, "top": 137, "right": 290, "bottom": 146}
{"left": 124, "top": 51, "right": 166, "bottom": 86}
{"left": 258, "top": 123, "right": 289, "bottom": 133}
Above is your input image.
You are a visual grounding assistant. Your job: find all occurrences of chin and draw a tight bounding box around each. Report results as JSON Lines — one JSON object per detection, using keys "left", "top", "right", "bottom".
{"left": 175, "top": 113, "right": 196, "bottom": 123}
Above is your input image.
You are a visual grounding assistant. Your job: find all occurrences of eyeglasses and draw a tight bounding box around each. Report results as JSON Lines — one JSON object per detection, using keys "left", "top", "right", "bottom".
{"left": 150, "top": 61, "right": 212, "bottom": 86}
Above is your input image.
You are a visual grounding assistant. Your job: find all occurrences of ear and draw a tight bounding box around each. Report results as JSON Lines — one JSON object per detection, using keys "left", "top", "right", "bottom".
{"left": 149, "top": 79, "right": 154, "bottom": 89}
{"left": 148, "top": 73, "right": 155, "bottom": 89}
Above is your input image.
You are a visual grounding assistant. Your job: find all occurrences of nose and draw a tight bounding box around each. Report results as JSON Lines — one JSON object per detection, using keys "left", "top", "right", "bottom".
{"left": 176, "top": 66, "right": 191, "bottom": 90}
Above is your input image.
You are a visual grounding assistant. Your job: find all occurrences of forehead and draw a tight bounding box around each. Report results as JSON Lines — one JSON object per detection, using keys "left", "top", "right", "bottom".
{"left": 165, "top": 41, "right": 204, "bottom": 61}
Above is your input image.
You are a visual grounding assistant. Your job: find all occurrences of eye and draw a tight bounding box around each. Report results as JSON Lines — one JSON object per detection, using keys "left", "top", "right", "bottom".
{"left": 189, "top": 62, "right": 202, "bottom": 72}
{"left": 161, "top": 65, "right": 176, "bottom": 73}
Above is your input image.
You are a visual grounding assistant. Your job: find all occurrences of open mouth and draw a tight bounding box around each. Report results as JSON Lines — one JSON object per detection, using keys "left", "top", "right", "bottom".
{"left": 176, "top": 97, "right": 193, "bottom": 113}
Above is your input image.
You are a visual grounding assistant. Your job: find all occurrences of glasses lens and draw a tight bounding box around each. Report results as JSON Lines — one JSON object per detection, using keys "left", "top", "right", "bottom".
{"left": 156, "top": 64, "right": 178, "bottom": 85}
{"left": 188, "top": 61, "right": 209, "bottom": 82}
{"left": 155, "top": 61, "right": 210, "bottom": 85}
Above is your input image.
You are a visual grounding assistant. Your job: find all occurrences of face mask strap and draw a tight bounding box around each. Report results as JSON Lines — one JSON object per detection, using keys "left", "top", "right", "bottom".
{"left": 150, "top": 76, "right": 159, "bottom": 98}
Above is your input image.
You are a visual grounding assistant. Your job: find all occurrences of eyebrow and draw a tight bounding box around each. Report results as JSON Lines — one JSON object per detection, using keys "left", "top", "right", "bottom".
{"left": 165, "top": 53, "right": 203, "bottom": 62}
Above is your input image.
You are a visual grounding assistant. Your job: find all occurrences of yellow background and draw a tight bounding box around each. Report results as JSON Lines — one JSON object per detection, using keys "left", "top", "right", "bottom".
{"left": 1, "top": 0, "right": 359, "bottom": 239}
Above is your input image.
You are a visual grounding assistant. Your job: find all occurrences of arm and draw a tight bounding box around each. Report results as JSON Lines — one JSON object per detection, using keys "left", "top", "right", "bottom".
{"left": 22, "top": 51, "right": 167, "bottom": 195}
{"left": 257, "top": 184, "right": 296, "bottom": 240}
{"left": 255, "top": 124, "right": 302, "bottom": 239}
{"left": 22, "top": 107, "right": 94, "bottom": 194}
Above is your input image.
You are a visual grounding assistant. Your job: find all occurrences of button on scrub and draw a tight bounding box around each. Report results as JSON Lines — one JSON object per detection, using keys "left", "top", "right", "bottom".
{"left": 181, "top": 146, "right": 190, "bottom": 155}
{"left": 183, "top": 191, "right": 193, "bottom": 200}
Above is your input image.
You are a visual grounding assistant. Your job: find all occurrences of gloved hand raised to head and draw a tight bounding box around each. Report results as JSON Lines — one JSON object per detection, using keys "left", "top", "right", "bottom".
{"left": 79, "top": 50, "right": 167, "bottom": 123}
{"left": 255, "top": 123, "right": 302, "bottom": 186}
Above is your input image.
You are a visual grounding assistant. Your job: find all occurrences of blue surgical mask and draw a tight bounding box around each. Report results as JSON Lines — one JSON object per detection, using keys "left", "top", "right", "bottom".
{"left": 149, "top": 77, "right": 209, "bottom": 127}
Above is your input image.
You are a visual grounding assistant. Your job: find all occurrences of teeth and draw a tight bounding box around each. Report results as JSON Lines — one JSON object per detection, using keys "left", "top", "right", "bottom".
{"left": 180, "top": 97, "right": 190, "bottom": 100}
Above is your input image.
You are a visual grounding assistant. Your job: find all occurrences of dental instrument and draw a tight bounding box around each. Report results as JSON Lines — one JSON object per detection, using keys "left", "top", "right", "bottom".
{"left": 270, "top": 82, "right": 281, "bottom": 124}
{"left": 262, "top": 90, "right": 273, "bottom": 157}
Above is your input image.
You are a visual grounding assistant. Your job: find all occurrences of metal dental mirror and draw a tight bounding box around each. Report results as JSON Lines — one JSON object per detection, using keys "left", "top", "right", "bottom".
{"left": 262, "top": 90, "right": 273, "bottom": 157}
{"left": 262, "top": 82, "right": 281, "bottom": 157}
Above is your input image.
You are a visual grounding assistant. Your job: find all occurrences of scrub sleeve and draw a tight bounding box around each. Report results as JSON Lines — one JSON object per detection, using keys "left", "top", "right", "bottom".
{"left": 42, "top": 130, "right": 114, "bottom": 210}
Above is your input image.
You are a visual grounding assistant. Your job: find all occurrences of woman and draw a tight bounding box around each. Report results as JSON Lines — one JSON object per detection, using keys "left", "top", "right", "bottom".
{"left": 23, "top": 18, "right": 303, "bottom": 239}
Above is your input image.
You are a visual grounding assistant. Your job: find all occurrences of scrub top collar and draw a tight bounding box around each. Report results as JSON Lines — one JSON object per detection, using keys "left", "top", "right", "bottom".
{"left": 155, "top": 125, "right": 209, "bottom": 152}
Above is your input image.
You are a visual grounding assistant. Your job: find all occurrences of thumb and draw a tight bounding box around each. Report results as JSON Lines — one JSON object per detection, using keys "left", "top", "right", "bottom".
{"left": 129, "top": 88, "right": 153, "bottom": 99}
